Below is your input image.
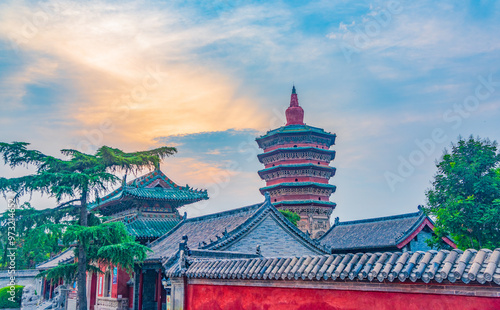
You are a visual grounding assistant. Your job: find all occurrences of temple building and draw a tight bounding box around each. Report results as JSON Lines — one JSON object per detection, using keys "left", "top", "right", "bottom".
{"left": 256, "top": 86, "right": 337, "bottom": 238}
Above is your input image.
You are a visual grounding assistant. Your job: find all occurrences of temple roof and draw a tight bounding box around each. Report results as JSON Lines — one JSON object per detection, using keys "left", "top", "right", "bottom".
{"left": 37, "top": 247, "right": 75, "bottom": 270}
{"left": 319, "top": 210, "right": 455, "bottom": 252}
{"left": 89, "top": 168, "right": 208, "bottom": 213}
{"left": 147, "top": 198, "right": 328, "bottom": 262}
{"left": 256, "top": 124, "right": 336, "bottom": 143}
{"left": 178, "top": 248, "right": 500, "bottom": 287}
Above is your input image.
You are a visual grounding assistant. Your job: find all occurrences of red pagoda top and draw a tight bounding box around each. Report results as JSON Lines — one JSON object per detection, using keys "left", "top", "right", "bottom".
{"left": 285, "top": 86, "right": 304, "bottom": 125}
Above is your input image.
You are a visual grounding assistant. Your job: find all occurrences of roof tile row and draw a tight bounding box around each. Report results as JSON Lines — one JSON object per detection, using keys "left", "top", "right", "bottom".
{"left": 182, "top": 248, "right": 500, "bottom": 285}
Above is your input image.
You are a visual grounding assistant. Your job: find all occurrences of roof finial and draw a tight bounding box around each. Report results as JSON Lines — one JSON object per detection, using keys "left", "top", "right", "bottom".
{"left": 285, "top": 85, "right": 304, "bottom": 125}
{"left": 264, "top": 192, "right": 271, "bottom": 205}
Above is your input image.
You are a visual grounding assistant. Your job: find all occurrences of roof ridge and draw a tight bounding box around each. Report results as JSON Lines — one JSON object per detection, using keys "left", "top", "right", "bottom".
{"left": 267, "top": 203, "right": 329, "bottom": 254}
{"left": 203, "top": 201, "right": 270, "bottom": 250}
{"left": 205, "top": 200, "right": 327, "bottom": 255}
{"left": 36, "top": 247, "right": 74, "bottom": 268}
{"left": 148, "top": 203, "right": 264, "bottom": 250}
{"left": 336, "top": 211, "right": 423, "bottom": 226}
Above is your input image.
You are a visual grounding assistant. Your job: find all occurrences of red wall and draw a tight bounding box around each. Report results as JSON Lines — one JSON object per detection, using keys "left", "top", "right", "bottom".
{"left": 186, "top": 284, "right": 500, "bottom": 310}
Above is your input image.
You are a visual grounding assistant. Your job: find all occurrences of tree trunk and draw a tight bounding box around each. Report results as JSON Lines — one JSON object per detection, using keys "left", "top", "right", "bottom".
{"left": 78, "top": 191, "right": 88, "bottom": 310}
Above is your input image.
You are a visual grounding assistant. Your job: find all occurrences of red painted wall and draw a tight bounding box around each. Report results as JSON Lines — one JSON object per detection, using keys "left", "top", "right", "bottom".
{"left": 112, "top": 267, "right": 130, "bottom": 298}
{"left": 186, "top": 284, "right": 500, "bottom": 310}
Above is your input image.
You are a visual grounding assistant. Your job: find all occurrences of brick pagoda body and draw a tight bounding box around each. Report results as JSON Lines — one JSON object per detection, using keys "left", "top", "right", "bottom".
{"left": 256, "top": 86, "right": 337, "bottom": 238}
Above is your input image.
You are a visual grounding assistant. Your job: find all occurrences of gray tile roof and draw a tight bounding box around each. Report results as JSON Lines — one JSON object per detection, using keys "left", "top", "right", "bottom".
{"left": 320, "top": 211, "right": 429, "bottom": 252}
{"left": 181, "top": 248, "right": 500, "bottom": 285}
{"left": 163, "top": 249, "right": 261, "bottom": 278}
{"left": 36, "top": 247, "right": 75, "bottom": 270}
{"left": 148, "top": 199, "right": 327, "bottom": 261}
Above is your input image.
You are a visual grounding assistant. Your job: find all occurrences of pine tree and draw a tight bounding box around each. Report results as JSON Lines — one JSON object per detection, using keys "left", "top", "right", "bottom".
{"left": 0, "top": 143, "right": 176, "bottom": 310}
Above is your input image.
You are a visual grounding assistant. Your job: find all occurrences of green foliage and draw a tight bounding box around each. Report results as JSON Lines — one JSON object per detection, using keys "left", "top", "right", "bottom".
{"left": 425, "top": 136, "right": 500, "bottom": 250}
{"left": 0, "top": 285, "right": 23, "bottom": 309}
{"left": 64, "top": 222, "right": 152, "bottom": 274}
{"left": 279, "top": 209, "right": 301, "bottom": 226}
{"left": 0, "top": 202, "right": 73, "bottom": 269}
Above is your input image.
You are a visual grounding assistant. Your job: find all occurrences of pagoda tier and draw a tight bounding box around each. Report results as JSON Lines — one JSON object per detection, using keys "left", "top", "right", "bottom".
{"left": 256, "top": 86, "right": 336, "bottom": 238}
{"left": 257, "top": 146, "right": 336, "bottom": 168}
{"left": 258, "top": 163, "right": 336, "bottom": 185}
{"left": 260, "top": 182, "right": 336, "bottom": 203}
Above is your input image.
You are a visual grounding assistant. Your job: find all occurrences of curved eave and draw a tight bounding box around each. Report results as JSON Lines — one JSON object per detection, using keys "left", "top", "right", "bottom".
{"left": 257, "top": 147, "right": 336, "bottom": 161}
{"left": 260, "top": 182, "right": 336, "bottom": 192}
{"left": 258, "top": 164, "right": 336, "bottom": 176}
{"left": 256, "top": 127, "right": 336, "bottom": 147}
{"left": 123, "top": 189, "right": 208, "bottom": 202}
{"left": 274, "top": 200, "right": 337, "bottom": 207}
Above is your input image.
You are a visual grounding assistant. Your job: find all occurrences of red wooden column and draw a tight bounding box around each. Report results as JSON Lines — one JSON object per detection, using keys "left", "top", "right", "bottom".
{"left": 49, "top": 279, "right": 53, "bottom": 299}
{"left": 157, "top": 271, "right": 162, "bottom": 310}
{"left": 138, "top": 271, "right": 144, "bottom": 310}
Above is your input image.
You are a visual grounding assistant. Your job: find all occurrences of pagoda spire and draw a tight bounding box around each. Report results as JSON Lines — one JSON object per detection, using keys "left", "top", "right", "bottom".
{"left": 285, "top": 85, "right": 304, "bottom": 125}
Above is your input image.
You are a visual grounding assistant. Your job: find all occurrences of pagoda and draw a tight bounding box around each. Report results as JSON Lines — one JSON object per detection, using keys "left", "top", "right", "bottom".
{"left": 90, "top": 166, "right": 208, "bottom": 244}
{"left": 256, "top": 86, "right": 337, "bottom": 238}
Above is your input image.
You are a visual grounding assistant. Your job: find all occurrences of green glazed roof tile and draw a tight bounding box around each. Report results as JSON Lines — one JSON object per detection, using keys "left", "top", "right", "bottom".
{"left": 126, "top": 217, "right": 181, "bottom": 238}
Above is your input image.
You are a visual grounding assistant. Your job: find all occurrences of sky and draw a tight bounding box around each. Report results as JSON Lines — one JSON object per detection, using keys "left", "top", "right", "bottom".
{"left": 0, "top": 0, "right": 499, "bottom": 222}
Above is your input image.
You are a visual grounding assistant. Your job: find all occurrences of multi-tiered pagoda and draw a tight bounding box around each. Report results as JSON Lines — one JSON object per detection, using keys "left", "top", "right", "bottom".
{"left": 256, "top": 86, "right": 337, "bottom": 238}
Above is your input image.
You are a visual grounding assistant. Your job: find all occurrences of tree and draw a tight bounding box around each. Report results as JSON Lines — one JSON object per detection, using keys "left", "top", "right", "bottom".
{"left": 0, "top": 202, "right": 72, "bottom": 269}
{"left": 0, "top": 142, "right": 176, "bottom": 310}
{"left": 279, "top": 209, "right": 301, "bottom": 226}
{"left": 425, "top": 136, "right": 500, "bottom": 250}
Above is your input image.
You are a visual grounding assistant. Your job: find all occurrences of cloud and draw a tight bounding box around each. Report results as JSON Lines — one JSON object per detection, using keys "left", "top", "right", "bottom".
{"left": 1, "top": 0, "right": 499, "bottom": 221}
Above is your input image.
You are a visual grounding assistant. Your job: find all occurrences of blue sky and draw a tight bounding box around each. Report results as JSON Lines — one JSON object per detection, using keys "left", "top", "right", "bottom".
{"left": 0, "top": 0, "right": 499, "bottom": 221}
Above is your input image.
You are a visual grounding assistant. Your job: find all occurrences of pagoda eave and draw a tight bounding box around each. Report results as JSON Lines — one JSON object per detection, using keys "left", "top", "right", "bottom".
{"left": 260, "top": 182, "right": 337, "bottom": 192}
{"left": 257, "top": 147, "right": 336, "bottom": 161}
{"left": 273, "top": 200, "right": 337, "bottom": 208}
{"left": 258, "top": 164, "right": 336, "bottom": 176}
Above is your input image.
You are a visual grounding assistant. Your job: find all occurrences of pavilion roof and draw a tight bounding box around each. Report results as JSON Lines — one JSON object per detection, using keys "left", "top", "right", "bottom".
{"left": 125, "top": 216, "right": 181, "bottom": 239}
{"left": 89, "top": 169, "right": 208, "bottom": 211}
